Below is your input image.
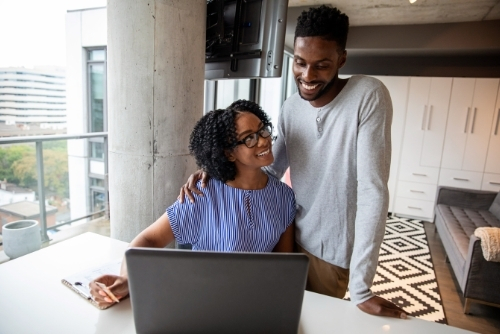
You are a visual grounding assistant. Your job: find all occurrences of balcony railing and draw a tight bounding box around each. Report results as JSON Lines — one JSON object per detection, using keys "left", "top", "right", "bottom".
{"left": 0, "top": 132, "right": 108, "bottom": 243}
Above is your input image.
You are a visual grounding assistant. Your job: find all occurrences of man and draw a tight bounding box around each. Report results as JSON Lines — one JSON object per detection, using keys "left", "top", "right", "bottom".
{"left": 181, "top": 5, "right": 406, "bottom": 319}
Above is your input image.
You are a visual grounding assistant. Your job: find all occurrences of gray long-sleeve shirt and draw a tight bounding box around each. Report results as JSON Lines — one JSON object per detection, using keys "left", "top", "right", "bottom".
{"left": 264, "top": 75, "right": 392, "bottom": 304}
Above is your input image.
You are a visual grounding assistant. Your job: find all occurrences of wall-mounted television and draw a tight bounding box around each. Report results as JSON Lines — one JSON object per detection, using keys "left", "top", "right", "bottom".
{"left": 205, "top": 0, "right": 288, "bottom": 80}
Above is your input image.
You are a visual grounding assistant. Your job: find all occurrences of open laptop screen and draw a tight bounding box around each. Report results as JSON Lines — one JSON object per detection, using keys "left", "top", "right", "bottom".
{"left": 126, "top": 248, "right": 309, "bottom": 334}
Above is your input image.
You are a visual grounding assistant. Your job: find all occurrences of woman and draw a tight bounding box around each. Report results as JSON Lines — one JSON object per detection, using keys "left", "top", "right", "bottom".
{"left": 90, "top": 100, "right": 296, "bottom": 308}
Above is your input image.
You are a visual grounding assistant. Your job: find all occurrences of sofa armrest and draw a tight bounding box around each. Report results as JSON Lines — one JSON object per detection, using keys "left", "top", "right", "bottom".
{"left": 463, "top": 235, "right": 500, "bottom": 304}
{"left": 436, "top": 186, "right": 497, "bottom": 211}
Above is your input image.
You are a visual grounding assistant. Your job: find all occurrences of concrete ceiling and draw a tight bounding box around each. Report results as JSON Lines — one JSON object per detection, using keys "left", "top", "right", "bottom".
{"left": 288, "top": 0, "right": 500, "bottom": 26}
{"left": 284, "top": 1, "right": 500, "bottom": 57}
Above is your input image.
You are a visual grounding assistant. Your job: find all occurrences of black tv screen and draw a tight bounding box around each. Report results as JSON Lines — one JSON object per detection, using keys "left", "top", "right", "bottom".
{"left": 205, "top": 0, "right": 288, "bottom": 80}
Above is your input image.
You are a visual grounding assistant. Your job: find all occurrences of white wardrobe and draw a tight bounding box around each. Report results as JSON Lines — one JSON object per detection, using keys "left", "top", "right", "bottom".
{"left": 376, "top": 76, "right": 500, "bottom": 221}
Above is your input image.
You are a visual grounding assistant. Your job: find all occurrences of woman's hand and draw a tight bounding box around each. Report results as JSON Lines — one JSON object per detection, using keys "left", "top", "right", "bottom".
{"left": 178, "top": 170, "right": 209, "bottom": 203}
{"left": 89, "top": 274, "right": 129, "bottom": 308}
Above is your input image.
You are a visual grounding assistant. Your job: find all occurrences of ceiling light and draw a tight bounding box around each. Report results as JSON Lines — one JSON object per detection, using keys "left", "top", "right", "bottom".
{"left": 409, "top": 0, "right": 417, "bottom": 3}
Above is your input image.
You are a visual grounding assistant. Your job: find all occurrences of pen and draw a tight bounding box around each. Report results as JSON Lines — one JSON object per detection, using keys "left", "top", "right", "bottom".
{"left": 95, "top": 282, "right": 120, "bottom": 303}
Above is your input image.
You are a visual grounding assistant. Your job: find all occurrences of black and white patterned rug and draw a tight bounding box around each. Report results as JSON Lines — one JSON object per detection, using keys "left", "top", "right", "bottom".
{"left": 345, "top": 215, "right": 447, "bottom": 324}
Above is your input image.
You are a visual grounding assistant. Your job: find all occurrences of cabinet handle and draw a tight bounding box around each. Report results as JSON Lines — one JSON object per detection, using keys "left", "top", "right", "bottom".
{"left": 489, "top": 181, "right": 500, "bottom": 185}
{"left": 453, "top": 177, "right": 469, "bottom": 181}
{"left": 421, "top": 105, "right": 428, "bottom": 130}
{"left": 464, "top": 107, "right": 470, "bottom": 133}
{"left": 412, "top": 173, "right": 427, "bottom": 176}
{"left": 427, "top": 105, "right": 433, "bottom": 130}
{"left": 495, "top": 108, "right": 500, "bottom": 136}
{"left": 471, "top": 107, "right": 477, "bottom": 134}
{"left": 408, "top": 206, "right": 422, "bottom": 210}
{"left": 410, "top": 190, "right": 424, "bottom": 193}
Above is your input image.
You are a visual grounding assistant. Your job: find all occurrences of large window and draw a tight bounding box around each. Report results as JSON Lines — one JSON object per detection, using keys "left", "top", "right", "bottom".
{"left": 204, "top": 53, "right": 297, "bottom": 127}
{"left": 259, "top": 54, "right": 296, "bottom": 127}
{"left": 215, "top": 79, "right": 251, "bottom": 109}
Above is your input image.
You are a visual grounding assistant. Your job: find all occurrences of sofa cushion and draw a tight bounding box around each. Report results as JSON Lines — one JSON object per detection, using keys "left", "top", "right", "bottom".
{"left": 490, "top": 192, "right": 500, "bottom": 220}
{"left": 436, "top": 204, "right": 500, "bottom": 260}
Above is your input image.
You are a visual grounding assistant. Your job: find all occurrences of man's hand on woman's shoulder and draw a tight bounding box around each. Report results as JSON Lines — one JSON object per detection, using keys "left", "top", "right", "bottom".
{"left": 178, "top": 170, "right": 209, "bottom": 203}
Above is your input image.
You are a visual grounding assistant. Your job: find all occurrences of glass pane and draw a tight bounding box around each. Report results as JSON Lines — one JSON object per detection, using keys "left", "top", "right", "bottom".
{"left": 90, "top": 142, "right": 104, "bottom": 160}
{"left": 216, "top": 79, "right": 250, "bottom": 109}
{"left": 89, "top": 49, "right": 106, "bottom": 61}
{"left": 43, "top": 140, "right": 71, "bottom": 229}
{"left": 0, "top": 142, "right": 38, "bottom": 216}
{"left": 90, "top": 64, "right": 104, "bottom": 132}
{"left": 90, "top": 177, "right": 105, "bottom": 188}
{"left": 0, "top": 140, "right": 71, "bottom": 236}
{"left": 259, "top": 77, "right": 283, "bottom": 127}
{"left": 285, "top": 56, "right": 297, "bottom": 99}
{"left": 92, "top": 191, "right": 105, "bottom": 212}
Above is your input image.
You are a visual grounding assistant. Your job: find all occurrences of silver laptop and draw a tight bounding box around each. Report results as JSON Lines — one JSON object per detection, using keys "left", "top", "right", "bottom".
{"left": 125, "top": 247, "right": 309, "bottom": 334}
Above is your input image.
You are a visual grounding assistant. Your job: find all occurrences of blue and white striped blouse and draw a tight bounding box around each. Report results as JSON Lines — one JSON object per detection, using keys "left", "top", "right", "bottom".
{"left": 166, "top": 175, "right": 296, "bottom": 252}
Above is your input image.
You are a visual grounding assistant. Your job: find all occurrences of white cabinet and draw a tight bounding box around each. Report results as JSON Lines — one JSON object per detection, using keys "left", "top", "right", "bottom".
{"left": 484, "top": 84, "right": 500, "bottom": 174}
{"left": 373, "top": 76, "right": 409, "bottom": 213}
{"left": 441, "top": 78, "right": 500, "bottom": 172}
{"left": 390, "top": 76, "right": 500, "bottom": 222}
{"left": 400, "top": 77, "right": 452, "bottom": 168}
{"left": 394, "top": 77, "right": 452, "bottom": 221}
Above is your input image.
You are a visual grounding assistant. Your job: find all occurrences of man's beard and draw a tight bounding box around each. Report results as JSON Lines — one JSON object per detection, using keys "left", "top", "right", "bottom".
{"left": 296, "top": 76, "right": 336, "bottom": 102}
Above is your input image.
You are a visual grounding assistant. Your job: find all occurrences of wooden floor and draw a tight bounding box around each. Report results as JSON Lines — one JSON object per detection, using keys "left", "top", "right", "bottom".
{"left": 424, "top": 222, "right": 500, "bottom": 334}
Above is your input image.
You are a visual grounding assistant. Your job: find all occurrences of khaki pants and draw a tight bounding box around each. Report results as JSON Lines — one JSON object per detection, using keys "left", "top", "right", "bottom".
{"left": 296, "top": 244, "right": 350, "bottom": 299}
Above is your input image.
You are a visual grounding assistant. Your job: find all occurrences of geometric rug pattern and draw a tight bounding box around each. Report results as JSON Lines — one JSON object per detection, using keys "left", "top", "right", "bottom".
{"left": 345, "top": 215, "right": 447, "bottom": 324}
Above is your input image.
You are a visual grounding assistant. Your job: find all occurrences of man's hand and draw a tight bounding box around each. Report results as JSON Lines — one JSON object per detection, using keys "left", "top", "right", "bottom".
{"left": 357, "top": 296, "right": 408, "bottom": 319}
{"left": 178, "top": 170, "right": 209, "bottom": 203}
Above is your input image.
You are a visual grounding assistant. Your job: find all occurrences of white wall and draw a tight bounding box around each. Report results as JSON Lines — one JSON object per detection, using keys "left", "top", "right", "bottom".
{"left": 0, "top": 190, "right": 35, "bottom": 206}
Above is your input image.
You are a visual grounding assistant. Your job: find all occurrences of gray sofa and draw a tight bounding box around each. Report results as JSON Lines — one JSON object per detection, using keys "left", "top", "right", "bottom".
{"left": 434, "top": 186, "right": 500, "bottom": 313}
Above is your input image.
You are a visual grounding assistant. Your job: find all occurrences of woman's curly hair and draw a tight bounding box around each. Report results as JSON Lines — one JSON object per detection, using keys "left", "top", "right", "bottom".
{"left": 295, "top": 5, "right": 349, "bottom": 51}
{"left": 189, "top": 99, "right": 271, "bottom": 183}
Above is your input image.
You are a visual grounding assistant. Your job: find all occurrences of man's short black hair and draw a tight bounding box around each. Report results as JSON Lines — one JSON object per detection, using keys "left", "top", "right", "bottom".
{"left": 189, "top": 100, "right": 271, "bottom": 183}
{"left": 294, "top": 5, "right": 349, "bottom": 51}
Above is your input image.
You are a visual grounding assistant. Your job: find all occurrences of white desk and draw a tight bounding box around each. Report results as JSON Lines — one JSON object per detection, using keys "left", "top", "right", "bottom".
{"left": 0, "top": 233, "right": 474, "bottom": 334}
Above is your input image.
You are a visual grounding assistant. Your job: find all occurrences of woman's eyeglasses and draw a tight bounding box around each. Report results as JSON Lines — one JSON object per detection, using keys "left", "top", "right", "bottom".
{"left": 235, "top": 124, "right": 273, "bottom": 148}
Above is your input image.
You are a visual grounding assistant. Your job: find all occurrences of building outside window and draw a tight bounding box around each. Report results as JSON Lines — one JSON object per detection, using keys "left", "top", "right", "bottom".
{"left": 88, "top": 49, "right": 106, "bottom": 133}
{"left": 66, "top": 6, "right": 108, "bottom": 222}
{"left": 87, "top": 48, "right": 107, "bottom": 213}
{"left": 89, "top": 176, "right": 105, "bottom": 213}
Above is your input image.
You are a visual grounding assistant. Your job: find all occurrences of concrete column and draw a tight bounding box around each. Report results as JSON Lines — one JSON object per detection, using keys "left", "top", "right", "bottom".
{"left": 108, "top": 0, "right": 205, "bottom": 242}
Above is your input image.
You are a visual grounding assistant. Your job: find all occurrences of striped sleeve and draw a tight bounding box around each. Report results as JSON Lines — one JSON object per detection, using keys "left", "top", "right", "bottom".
{"left": 166, "top": 188, "right": 208, "bottom": 245}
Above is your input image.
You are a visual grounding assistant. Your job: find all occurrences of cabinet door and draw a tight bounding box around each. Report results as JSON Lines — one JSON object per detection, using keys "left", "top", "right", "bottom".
{"left": 482, "top": 173, "right": 500, "bottom": 192}
{"left": 400, "top": 77, "right": 431, "bottom": 166}
{"left": 420, "top": 78, "right": 452, "bottom": 167}
{"left": 483, "top": 84, "right": 500, "bottom": 174}
{"left": 441, "top": 78, "right": 475, "bottom": 169}
{"left": 462, "top": 79, "right": 499, "bottom": 172}
{"left": 373, "top": 76, "right": 409, "bottom": 212}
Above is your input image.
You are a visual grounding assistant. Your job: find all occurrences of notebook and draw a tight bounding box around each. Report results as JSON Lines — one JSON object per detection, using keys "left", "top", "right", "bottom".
{"left": 125, "top": 247, "right": 309, "bottom": 334}
{"left": 61, "top": 258, "right": 123, "bottom": 310}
